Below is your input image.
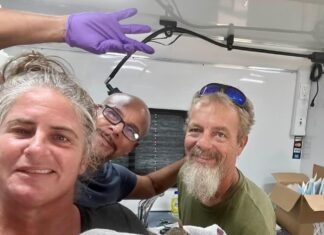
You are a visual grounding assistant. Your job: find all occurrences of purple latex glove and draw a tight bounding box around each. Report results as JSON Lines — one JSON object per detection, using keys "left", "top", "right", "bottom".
{"left": 65, "top": 8, "right": 154, "bottom": 55}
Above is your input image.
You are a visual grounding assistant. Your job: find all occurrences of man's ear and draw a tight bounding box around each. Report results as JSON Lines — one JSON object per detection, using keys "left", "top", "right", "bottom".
{"left": 236, "top": 136, "right": 248, "bottom": 156}
{"left": 240, "top": 135, "right": 248, "bottom": 147}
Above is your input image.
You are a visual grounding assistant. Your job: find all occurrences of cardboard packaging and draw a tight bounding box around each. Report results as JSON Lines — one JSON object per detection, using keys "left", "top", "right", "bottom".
{"left": 270, "top": 164, "right": 324, "bottom": 235}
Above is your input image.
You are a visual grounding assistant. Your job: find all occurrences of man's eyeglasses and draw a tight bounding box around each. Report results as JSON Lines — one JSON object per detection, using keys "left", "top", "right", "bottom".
{"left": 102, "top": 105, "right": 140, "bottom": 142}
{"left": 199, "top": 83, "right": 247, "bottom": 108}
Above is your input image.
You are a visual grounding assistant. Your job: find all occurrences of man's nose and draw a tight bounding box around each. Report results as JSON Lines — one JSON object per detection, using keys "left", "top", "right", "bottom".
{"left": 196, "top": 132, "right": 213, "bottom": 150}
{"left": 111, "top": 122, "right": 124, "bottom": 135}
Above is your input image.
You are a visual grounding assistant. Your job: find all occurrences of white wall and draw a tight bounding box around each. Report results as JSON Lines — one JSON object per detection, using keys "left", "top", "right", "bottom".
{"left": 301, "top": 74, "right": 324, "bottom": 176}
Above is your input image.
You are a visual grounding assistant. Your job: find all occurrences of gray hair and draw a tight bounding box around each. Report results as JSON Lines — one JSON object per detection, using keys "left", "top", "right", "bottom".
{"left": 186, "top": 91, "right": 255, "bottom": 141}
{"left": 0, "top": 52, "right": 96, "bottom": 167}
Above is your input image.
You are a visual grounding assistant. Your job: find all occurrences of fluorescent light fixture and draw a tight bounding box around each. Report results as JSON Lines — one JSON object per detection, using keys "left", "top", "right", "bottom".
{"left": 234, "top": 38, "right": 253, "bottom": 44}
{"left": 120, "top": 65, "right": 145, "bottom": 71}
{"left": 116, "top": 65, "right": 151, "bottom": 73}
{"left": 240, "top": 78, "right": 264, "bottom": 84}
{"left": 211, "top": 64, "right": 246, "bottom": 70}
{"left": 248, "top": 66, "right": 284, "bottom": 71}
{"left": 248, "top": 66, "right": 285, "bottom": 73}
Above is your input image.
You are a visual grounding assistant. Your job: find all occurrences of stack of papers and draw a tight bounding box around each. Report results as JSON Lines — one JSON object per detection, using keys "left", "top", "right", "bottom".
{"left": 290, "top": 175, "right": 324, "bottom": 195}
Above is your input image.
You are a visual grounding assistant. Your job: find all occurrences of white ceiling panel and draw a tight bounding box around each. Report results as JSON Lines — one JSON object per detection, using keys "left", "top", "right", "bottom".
{"left": 2, "top": 0, "right": 324, "bottom": 54}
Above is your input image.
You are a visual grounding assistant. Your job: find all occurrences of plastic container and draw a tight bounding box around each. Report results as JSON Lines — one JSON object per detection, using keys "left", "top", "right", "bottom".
{"left": 170, "top": 190, "right": 179, "bottom": 218}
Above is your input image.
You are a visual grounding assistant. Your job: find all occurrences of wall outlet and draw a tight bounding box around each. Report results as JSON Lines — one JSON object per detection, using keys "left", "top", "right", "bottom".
{"left": 300, "top": 84, "right": 310, "bottom": 100}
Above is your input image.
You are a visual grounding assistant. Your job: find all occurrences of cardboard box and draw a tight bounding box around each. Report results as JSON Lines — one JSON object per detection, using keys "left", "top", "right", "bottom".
{"left": 270, "top": 164, "right": 324, "bottom": 235}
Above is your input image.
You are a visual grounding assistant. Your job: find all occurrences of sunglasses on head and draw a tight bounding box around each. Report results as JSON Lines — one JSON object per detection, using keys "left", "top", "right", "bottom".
{"left": 199, "top": 83, "right": 247, "bottom": 108}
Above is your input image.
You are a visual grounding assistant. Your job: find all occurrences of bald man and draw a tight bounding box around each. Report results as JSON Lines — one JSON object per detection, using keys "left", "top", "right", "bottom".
{"left": 76, "top": 93, "right": 185, "bottom": 207}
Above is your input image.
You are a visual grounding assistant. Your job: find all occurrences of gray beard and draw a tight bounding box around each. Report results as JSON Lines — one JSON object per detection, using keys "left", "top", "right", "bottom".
{"left": 182, "top": 159, "right": 223, "bottom": 202}
{"left": 88, "top": 144, "right": 111, "bottom": 171}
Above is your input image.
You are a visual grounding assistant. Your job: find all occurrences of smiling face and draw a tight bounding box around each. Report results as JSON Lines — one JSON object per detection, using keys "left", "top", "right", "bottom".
{"left": 0, "top": 87, "right": 86, "bottom": 207}
{"left": 185, "top": 100, "right": 243, "bottom": 168}
{"left": 183, "top": 98, "right": 247, "bottom": 201}
{"left": 92, "top": 93, "right": 150, "bottom": 162}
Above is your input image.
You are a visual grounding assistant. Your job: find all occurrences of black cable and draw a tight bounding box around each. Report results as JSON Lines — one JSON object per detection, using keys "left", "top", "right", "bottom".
{"left": 106, "top": 83, "right": 121, "bottom": 95}
{"left": 310, "top": 63, "right": 323, "bottom": 81}
{"left": 310, "top": 80, "right": 319, "bottom": 107}
{"left": 309, "top": 63, "right": 323, "bottom": 107}
{"left": 105, "top": 27, "right": 172, "bottom": 90}
{"left": 105, "top": 24, "right": 323, "bottom": 94}
{"left": 150, "top": 34, "right": 182, "bottom": 46}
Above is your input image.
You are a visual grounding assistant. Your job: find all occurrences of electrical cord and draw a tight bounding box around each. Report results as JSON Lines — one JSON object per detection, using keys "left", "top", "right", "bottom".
{"left": 310, "top": 63, "right": 323, "bottom": 81}
{"left": 150, "top": 34, "right": 183, "bottom": 46}
{"left": 310, "top": 80, "right": 319, "bottom": 107}
{"left": 105, "top": 26, "right": 174, "bottom": 94}
{"left": 105, "top": 23, "right": 324, "bottom": 94}
{"left": 310, "top": 63, "right": 323, "bottom": 107}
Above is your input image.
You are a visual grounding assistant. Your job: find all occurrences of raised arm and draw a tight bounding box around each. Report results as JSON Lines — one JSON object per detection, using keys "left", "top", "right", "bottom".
{"left": 128, "top": 158, "right": 186, "bottom": 198}
{"left": 0, "top": 8, "right": 66, "bottom": 48}
{"left": 0, "top": 8, "right": 154, "bottom": 54}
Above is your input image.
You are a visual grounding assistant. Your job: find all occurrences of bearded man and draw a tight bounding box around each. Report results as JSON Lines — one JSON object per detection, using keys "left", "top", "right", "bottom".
{"left": 177, "top": 83, "right": 276, "bottom": 235}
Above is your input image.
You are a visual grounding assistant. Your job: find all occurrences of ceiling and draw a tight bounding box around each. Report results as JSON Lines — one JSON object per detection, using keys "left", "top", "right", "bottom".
{"left": 3, "top": 0, "right": 324, "bottom": 53}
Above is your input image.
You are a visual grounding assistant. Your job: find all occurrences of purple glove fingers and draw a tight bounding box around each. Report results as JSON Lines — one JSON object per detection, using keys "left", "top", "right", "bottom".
{"left": 125, "top": 39, "right": 154, "bottom": 54}
{"left": 134, "top": 42, "right": 154, "bottom": 54}
{"left": 65, "top": 9, "right": 155, "bottom": 55}
{"left": 112, "top": 8, "right": 137, "bottom": 21}
{"left": 121, "top": 24, "right": 152, "bottom": 34}
{"left": 99, "top": 39, "right": 153, "bottom": 55}
{"left": 123, "top": 44, "right": 136, "bottom": 54}
{"left": 97, "top": 40, "right": 135, "bottom": 54}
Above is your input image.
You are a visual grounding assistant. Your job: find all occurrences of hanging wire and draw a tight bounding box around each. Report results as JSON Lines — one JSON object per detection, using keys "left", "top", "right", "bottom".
{"left": 310, "top": 63, "right": 323, "bottom": 107}
{"left": 105, "top": 22, "right": 324, "bottom": 94}
{"left": 150, "top": 34, "right": 183, "bottom": 46}
{"left": 310, "top": 80, "right": 319, "bottom": 107}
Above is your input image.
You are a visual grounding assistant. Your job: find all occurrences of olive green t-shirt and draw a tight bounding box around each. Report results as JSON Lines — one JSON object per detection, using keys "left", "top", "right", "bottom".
{"left": 178, "top": 169, "right": 276, "bottom": 235}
